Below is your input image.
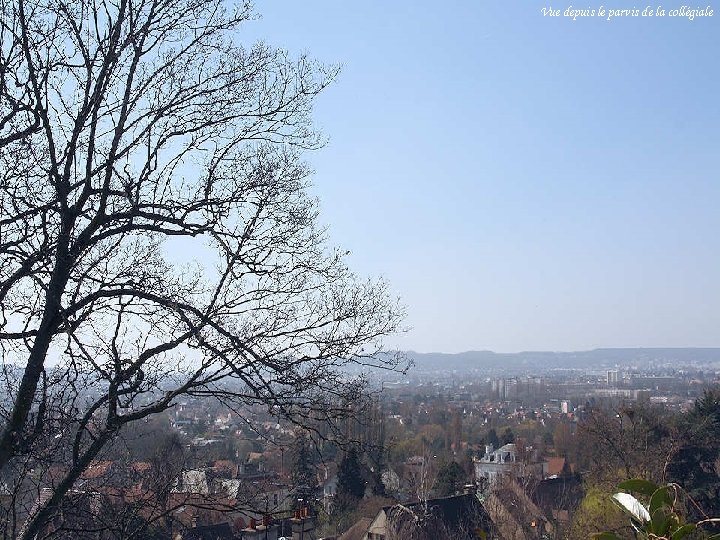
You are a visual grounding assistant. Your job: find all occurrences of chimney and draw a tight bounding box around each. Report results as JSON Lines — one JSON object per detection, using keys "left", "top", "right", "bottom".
{"left": 291, "top": 512, "right": 316, "bottom": 540}
{"left": 244, "top": 518, "right": 279, "bottom": 540}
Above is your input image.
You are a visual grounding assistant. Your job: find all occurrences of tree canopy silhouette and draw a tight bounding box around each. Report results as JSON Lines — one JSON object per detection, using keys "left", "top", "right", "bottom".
{"left": 0, "top": 0, "right": 403, "bottom": 537}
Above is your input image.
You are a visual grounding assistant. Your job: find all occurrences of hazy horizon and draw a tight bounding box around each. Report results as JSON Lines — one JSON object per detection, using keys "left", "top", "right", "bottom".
{"left": 406, "top": 345, "right": 720, "bottom": 355}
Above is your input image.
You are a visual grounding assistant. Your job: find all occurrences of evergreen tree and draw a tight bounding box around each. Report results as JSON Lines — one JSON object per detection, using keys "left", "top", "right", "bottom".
{"left": 667, "top": 388, "right": 720, "bottom": 526}
{"left": 487, "top": 428, "right": 500, "bottom": 449}
{"left": 502, "top": 427, "right": 515, "bottom": 445}
{"left": 435, "top": 461, "right": 466, "bottom": 497}
{"left": 290, "top": 433, "right": 316, "bottom": 490}
{"left": 336, "top": 447, "right": 366, "bottom": 511}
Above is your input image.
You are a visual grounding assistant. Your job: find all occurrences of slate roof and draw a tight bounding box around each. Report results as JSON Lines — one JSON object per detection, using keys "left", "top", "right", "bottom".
{"left": 338, "top": 516, "right": 373, "bottom": 540}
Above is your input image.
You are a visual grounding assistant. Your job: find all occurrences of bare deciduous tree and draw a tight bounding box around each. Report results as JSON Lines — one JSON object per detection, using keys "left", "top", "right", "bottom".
{"left": 576, "top": 404, "right": 675, "bottom": 484}
{"left": 0, "top": 0, "right": 404, "bottom": 537}
{"left": 385, "top": 496, "right": 490, "bottom": 540}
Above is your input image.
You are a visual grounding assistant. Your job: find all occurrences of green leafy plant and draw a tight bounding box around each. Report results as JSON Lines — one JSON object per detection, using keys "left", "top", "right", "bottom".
{"left": 593, "top": 479, "right": 720, "bottom": 540}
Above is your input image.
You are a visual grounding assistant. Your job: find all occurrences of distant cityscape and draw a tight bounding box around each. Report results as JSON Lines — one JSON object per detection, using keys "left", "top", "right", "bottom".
{"left": 3, "top": 348, "right": 715, "bottom": 539}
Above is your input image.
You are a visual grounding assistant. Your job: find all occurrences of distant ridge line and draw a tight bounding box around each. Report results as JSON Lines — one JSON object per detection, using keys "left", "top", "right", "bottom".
{"left": 403, "top": 347, "right": 720, "bottom": 371}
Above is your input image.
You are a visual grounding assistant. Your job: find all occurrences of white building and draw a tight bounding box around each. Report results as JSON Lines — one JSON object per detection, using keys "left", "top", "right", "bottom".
{"left": 473, "top": 444, "right": 543, "bottom": 487}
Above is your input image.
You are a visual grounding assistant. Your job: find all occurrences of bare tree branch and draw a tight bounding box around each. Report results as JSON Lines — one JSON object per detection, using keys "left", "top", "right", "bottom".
{"left": 0, "top": 0, "right": 406, "bottom": 536}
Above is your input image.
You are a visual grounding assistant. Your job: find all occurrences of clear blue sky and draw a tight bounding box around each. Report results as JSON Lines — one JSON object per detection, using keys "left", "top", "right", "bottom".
{"left": 242, "top": 1, "right": 719, "bottom": 353}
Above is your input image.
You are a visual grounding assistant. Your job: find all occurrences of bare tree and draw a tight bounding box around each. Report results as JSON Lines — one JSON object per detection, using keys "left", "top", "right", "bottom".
{"left": 384, "top": 497, "right": 490, "bottom": 540}
{"left": 576, "top": 404, "right": 675, "bottom": 485}
{"left": 0, "top": 0, "right": 404, "bottom": 537}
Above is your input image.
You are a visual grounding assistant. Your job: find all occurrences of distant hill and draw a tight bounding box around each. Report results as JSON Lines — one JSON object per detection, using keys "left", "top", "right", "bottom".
{"left": 404, "top": 348, "right": 720, "bottom": 372}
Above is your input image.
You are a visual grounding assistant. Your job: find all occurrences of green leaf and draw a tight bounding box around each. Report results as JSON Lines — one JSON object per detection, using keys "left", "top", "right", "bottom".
{"left": 649, "top": 486, "right": 672, "bottom": 514}
{"left": 618, "top": 479, "right": 658, "bottom": 497}
{"left": 592, "top": 533, "right": 624, "bottom": 540}
{"left": 650, "top": 507, "right": 671, "bottom": 537}
{"left": 671, "top": 524, "right": 696, "bottom": 540}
